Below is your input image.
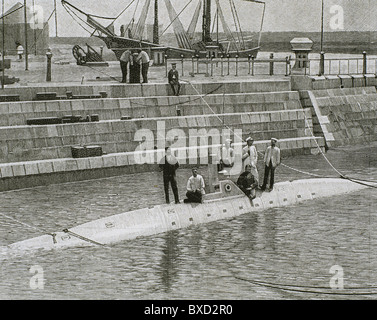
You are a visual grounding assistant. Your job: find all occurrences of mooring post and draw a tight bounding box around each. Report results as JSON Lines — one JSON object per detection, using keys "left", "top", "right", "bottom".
{"left": 269, "top": 53, "right": 274, "bottom": 76}
{"left": 196, "top": 54, "right": 200, "bottom": 74}
{"left": 285, "top": 56, "right": 290, "bottom": 76}
{"left": 206, "top": 53, "right": 209, "bottom": 77}
{"left": 46, "top": 49, "right": 53, "bottom": 82}
{"left": 362, "top": 51, "right": 367, "bottom": 75}
{"left": 248, "top": 55, "right": 251, "bottom": 75}
{"left": 319, "top": 51, "right": 325, "bottom": 76}
{"left": 181, "top": 54, "right": 184, "bottom": 76}
{"left": 210, "top": 55, "right": 214, "bottom": 76}
{"left": 251, "top": 55, "right": 255, "bottom": 76}
{"left": 235, "top": 55, "right": 239, "bottom": 76}
{"left": 227, "top": 54, "right": 230, "bottom": 76}
{"left": 165, "top": 54, "right": 168, "bottom": 77}
{"left": 221, "top": 55, "right": 224, "bottom": 77}
{"left": 191, "top": 56, "right": 195, "bottom": 76}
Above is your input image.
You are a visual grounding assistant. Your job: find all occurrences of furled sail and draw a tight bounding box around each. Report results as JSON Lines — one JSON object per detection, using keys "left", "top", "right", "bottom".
{"left": 187, "top": 0, "right": 202, "bottom": 43}
{"left": 164, "top": 0, "right": 192, "bottom": 49}
{"left": 132, "top": 0, "right": 151, "bottom": 40}
{"left": 214, "top": 0, "right": 239, "bottom": 52}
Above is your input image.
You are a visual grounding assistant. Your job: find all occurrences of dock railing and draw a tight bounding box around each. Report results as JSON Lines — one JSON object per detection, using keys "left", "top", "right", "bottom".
{"left": 166, "top": 54, "right": 292, "bottom": 78}
{"left": 306, "top": 52, "right": 377, "bottom": 76}
{"left": 165, "top": 52, "right": 377, "bottom": 78}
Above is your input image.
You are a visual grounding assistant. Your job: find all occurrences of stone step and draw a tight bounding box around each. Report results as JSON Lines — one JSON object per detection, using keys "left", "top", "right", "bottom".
{"left": 0, "top": 136, "right": 325, "bottom": 182}
{"left": 0, "top": 79, "right": 292, "bottom": 102}
{"left": 0, "top": 109, "right": 313, "bottom": 163}
{"left": 1, "top": 91, "right": 302, "bottom": 127}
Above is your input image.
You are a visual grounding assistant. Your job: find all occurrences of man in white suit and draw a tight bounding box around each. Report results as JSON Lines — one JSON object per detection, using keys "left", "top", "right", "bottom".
{"left": 242, "top": 137, "right": 259, "bottom": 185}
{"left": 261, "top": 138, "right": 281, "bottom": 191}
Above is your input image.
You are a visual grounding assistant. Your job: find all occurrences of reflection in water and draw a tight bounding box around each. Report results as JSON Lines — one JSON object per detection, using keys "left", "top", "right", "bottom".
{"left": 264, "top": 213, "right": 277, "bottom": 253}
{"left": 237, "top": 213, "right": 259, "bottom": 253}
{"left": 159, "top": 231, "right": 180, "bottom": 293}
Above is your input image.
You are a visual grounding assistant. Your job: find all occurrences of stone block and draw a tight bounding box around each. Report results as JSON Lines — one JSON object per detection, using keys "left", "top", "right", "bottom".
{"left": 52, "top": 159, "right": 65, "bottom": 172}
{"left": 288, "top": 111, "right": 298, "bottom": 121}
{"left": 59, "top": 100, "right": 72, "bottom": 112}
{"left": 0, "top": 164, "right": 13, "bottom": 178}
{"left": 270, "top": 112, "right": 281, "bottom": 122}
{"left": 279, "top": 111, "right": 290, "bottom": 122}
{"left": 37, "top": 160, "right": 54, "bottom": 174}
{"left": 33, "top": 102, "right": 47, "bottom": 113}
{"left": 76, "top": 158, "right": 90, "bottom": 170}
{"left": 351, "top": 75, "right": 366, "bottom": 88}
{"left": 141, "top": 85, "right": 157, "bottom": 97}
{"left": 12, "top": 163, "right": 26, "bottom": 176}
{"left": 249, "top": 113, "right": 261, "bottom": 123}
{"left": 115, "top": 153, "right": 129, "bottom": 166}
{"left": 365, "top": 75, "right": 377, "bottom": 87}
{"left": 8, "top": 102, "right": 22, "bottom": 114}
{"left": 0, "top": 103, "right": 9, "bottom": 114}
{"left": 8, "top": 114, "right": 23, "bottom": 126}
{"left": 24, "top": 161, "right": 39, "bottom": 175}
{"left": 103, "top": 155, "right": 117, "bottom": 168}
{"left": 88, "top": 157, "right": 104, "bottom": 169}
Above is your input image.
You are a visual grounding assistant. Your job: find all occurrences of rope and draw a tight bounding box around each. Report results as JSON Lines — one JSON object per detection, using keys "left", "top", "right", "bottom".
{"left": 63, "top": 2, "right": 94, "bottom": 34}
{"left": 183, "top": 80, "right": 375, "bottom": 188}
{"left": 63, "top": 229, "right": 107, "bottom": 247}
{"left": 82, "top": 63, "right": 121, "bottom": 82}
{"left": 0, "top": 213, "right": 107, "bottom": 248}
{"left": 234, "top": 275, "right": 377, "bottom": 296}
{"left": 129, "top": 84, "right": 224, "bottom": 108}
{"left": 0, "top": 212, "right": 57, "bottom": 244}
{"left": 159, "top": 0, "right": 193, "bottom": 39}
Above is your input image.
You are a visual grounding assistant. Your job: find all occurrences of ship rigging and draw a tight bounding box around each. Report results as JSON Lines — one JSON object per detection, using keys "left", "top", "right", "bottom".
{"left": 61, "top": 0, "right": 266, "bottom": 58}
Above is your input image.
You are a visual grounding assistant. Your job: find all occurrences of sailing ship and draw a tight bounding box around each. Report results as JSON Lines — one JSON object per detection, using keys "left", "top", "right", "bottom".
{"left": 61, "top": 0, "right": 266, "bottom": 59}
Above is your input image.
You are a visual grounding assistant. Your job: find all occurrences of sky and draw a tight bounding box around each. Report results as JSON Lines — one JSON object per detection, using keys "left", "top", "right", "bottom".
{"left": 3, "top": 0, "right": 376, "bottom": 37}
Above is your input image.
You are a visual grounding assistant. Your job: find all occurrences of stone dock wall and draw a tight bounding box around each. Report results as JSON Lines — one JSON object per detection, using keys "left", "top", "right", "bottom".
{"left": 294, "top": 75, "right": 377, "bottom": 148}
{"left": 3, "top": 74, "right": 376, "bottom": 192}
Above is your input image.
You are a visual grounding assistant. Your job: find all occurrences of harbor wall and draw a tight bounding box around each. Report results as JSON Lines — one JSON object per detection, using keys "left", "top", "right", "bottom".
{"left": 293, "top": 75, "right": 377, "bottom": 148}
{"left": 0, "top": 79, "right": 327, "bottom": 191}
{"left": 0, "top": 79, "right": 291, "bottom": 102}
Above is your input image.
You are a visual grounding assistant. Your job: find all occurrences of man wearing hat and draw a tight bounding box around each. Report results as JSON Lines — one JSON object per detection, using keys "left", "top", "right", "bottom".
{"left": 168, "top": 63, "right": 181, "bottom": 96}
{"left": 242, "top": 137, "right": 259, "bottom": 185}
{"left": 220, "top": 138, "right": 234, "bottom": 168}
{"left": 261, "top": 138, "right": 281, "bottom": 191}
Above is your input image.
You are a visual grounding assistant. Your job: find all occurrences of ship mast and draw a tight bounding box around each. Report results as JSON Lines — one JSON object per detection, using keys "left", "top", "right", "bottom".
{"left": 202, "top": 0, "right": 212, "bottom": 43}
{"left": 153, "top": 0, "right": 159, "bottom": 44}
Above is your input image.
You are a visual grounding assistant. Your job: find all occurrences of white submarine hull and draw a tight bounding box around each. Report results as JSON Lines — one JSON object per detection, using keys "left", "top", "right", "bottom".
{"left": 3, "top": 178, "right": 373, "bottom": 253}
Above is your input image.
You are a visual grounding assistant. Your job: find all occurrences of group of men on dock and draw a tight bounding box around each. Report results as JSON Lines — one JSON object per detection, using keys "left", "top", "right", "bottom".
{"left": 120, "top": 52, "right": 181, "bottom": 96}
{"left": 159, "top": 137, "right": 281, "bottom": 204}
{"left": 120, "top": 49, "right": 150, "bottom": 84}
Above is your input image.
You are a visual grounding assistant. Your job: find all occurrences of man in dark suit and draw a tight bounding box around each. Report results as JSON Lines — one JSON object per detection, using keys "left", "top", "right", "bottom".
{"left": 159, "top": 146, "right": 180, "bottom": 204}
{"left": 168, "top": 63, "right": 181, "bottom": 96}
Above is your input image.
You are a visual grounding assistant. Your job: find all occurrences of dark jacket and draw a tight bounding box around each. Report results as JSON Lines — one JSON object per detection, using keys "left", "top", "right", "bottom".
{"left": 168, "top": 69, "right": 179, "bottom": 84}
{"left": 159, "top": 155, "right": 179, "bottom": 176}
{"left": 237, "top": 172, "right": 257, "bottom": 191}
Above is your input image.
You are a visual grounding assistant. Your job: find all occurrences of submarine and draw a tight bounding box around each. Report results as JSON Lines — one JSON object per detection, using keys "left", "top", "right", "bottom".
{"left": 3, "top": 173, "right": 374, "bottom": 253}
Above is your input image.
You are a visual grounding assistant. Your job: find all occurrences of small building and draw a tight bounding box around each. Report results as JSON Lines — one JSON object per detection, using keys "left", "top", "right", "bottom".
{"left": 0, "top": 2, "right": 50, "bottom": 56}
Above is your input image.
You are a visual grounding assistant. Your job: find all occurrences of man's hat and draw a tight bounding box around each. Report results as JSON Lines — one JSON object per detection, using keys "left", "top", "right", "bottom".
{"left": 271, "top": 137, "right": 278, "bottom": 142}
{"left": 172, "top": 62, "right": 177, "bottom": 66}
{"left": 245, "top": 137, "right": 254, "bottom": 142}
